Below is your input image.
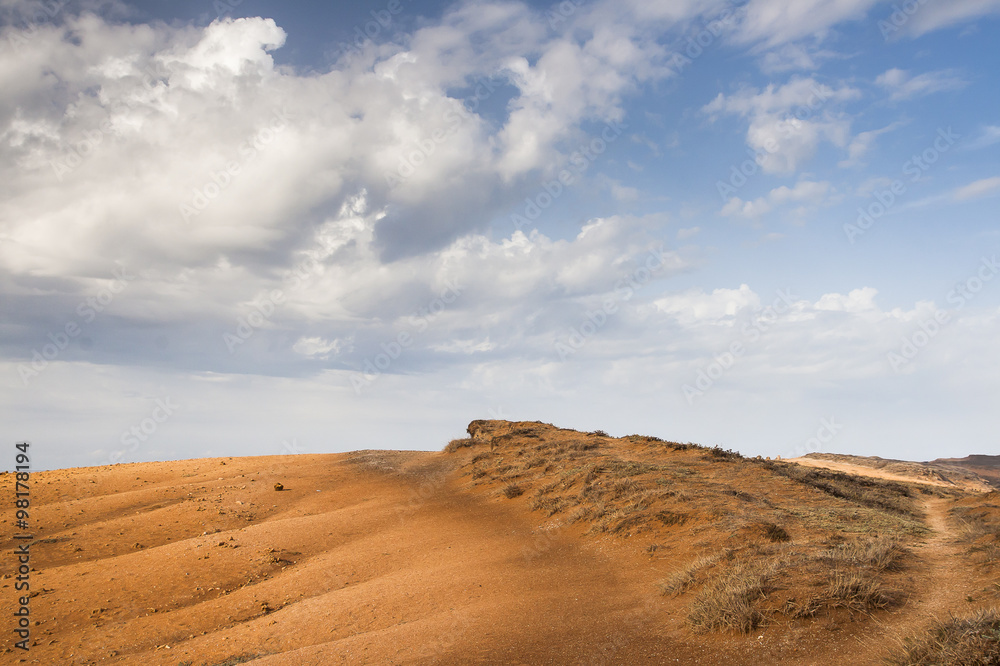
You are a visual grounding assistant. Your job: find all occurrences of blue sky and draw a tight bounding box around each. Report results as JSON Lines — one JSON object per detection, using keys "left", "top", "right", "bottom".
{"left": 1, "top": 0, "right": 999, "bottom": 470}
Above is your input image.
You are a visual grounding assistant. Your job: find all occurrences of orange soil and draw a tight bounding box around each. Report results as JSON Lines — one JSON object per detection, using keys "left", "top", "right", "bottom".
{"left": 786, "top": 456, "right": 993, "bottom": 493}
{"left": 1, "top": 428, "right": 997, "bottom": 665}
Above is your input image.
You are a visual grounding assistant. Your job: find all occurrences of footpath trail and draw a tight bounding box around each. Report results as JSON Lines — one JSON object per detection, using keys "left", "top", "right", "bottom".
{"left": 850, "top": 497, "right": 976, "bottom": 663}
{"left": 902, "top": 498, "right": 970, "bottom": 622}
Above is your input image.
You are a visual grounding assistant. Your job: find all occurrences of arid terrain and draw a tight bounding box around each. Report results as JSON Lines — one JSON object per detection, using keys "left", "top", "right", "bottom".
{"left": 2, "top": 421, "right": 999, "bottom": 665}
{"left": 788, "top": 453, "right": 998, "bottom": 493}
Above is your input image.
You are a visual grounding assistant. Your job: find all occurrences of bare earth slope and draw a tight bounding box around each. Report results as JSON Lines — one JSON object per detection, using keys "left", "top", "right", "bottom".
{"left": 932, "top": 455, "right": 1000, "bottom": 489}
{"left": 790, "top": 453, "right": 995, "bottom": 493}
{"left": 2, "top": 421, "right": 998, "bottom": 665}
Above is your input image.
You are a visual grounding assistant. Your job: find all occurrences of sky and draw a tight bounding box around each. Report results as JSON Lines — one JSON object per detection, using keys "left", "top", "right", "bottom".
{"left": 1, "top": 0, "right": 999, "bottom": 471}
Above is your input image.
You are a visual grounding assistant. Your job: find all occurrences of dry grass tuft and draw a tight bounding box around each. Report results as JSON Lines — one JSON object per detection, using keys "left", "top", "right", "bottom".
{"left": 444, "top": 438, "right": 475, "bottom": 453}
{"left": 821, "top": 536, "right": 907, "bottom": 572}
{"left": 952, "top": 504, "right": 1000, "bottom": 567}
{"left": 825, "top": 570, "right": 895, "bottom": 614}
{"left": 502, "top": 483, "right": 524, "bottom": 499}
{"left": 761, "top": 522, "right": 791, "bottom": 543}
{"left": 781, "top": 537, "right": 907, "bottom": 619}
{"left": 659, "top": 553, "right": 724, "bottom": 597}
{"left": 888, "top": 608, "right": 1000, "bottom": 665}
{"left": 688, "top": 560, "right": 774, "bottom": 633}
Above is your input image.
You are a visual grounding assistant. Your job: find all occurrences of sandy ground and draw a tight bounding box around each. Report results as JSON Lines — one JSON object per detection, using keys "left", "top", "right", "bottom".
{"left": 1, "top": 441, "right": 996, "bottom": 665}
{"left": 785, "top": 456, "right": 993, "bottom": 492}
{"left": 1, "top": 452, "right": 703, "bottom": 664}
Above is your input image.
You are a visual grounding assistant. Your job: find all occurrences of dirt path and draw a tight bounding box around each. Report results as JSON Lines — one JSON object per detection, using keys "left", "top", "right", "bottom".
{"left": 905, "top": 498, "right": 969, "bottom": 620}
{"left": 850, "top": 498, "right": 974, "bottom": 662}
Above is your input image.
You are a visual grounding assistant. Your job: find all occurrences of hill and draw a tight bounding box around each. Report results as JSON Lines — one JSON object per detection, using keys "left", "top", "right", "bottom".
{"left": 791, "top": 452, "right": 995, "bottom": 493}
{"left": 932, "top": 455, "right": 1000, "bottom": 490}
{"left": 1, "top": 420, "right": 997, "bottom": 664}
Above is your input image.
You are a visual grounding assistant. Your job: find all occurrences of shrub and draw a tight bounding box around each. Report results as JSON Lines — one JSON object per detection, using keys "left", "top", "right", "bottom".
{"left": 444, "top": 437, "right": 475, "bottom": 453}
{"left": 502, "top": 483, "right": 524, "bottom": 499}
{"left": 688, "top": 561, "right": 774, "bottom": 633}
{"left": 820, "top": 537, "right": 907, "bottom": 572}
{"left": 659, "top": 554, "right": 722, "bottom": 597}
{"left": 888, "top": 608, "right": 1000, "bottom": 665}
{"left": 761, "top": 522, "right": 791, "bottom": 543}
{"left": 825, "top": 571, "right": 894, "bottom": 614}
{"left": 529, "top": 496, "right": 570, "bottom": 516}
{"left": 706, "top": 446, "right": 743, "bottom": 461}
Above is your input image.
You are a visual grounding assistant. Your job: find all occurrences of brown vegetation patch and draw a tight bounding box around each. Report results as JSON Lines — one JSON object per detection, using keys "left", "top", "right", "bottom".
{"left": 889, "top": 608, "right": 1000, "bottom": 665}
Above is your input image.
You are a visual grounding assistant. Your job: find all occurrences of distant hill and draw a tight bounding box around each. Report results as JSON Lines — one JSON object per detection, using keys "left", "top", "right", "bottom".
{"left": 931, "top": 455, "right": 1000, "bottom": 489}
{"left": 796, "top": 452, "right": 995, "bottom": 492}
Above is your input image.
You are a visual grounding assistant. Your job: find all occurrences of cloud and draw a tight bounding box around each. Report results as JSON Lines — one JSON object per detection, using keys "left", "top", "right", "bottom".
{"left": 954, "top": 176, "right": 1000, "bottom": 201}
{"left": 966, "top": 125, "right": 1000, "bottom": 150}
{"left": 757, "top": 43, "right": 841, "bottom": 73}
{"left": 721, "top": 196, "right": 772, "bottom": 219}
{"left": 900, "top": 0, "right": 1000, "bottom": 37}
{"left": 721, "top": 179, "right": 831, "bottom": 220}
{"left": 654, "top": 284, "right": 761, "bottom": 324}
{"left": 292, "top": 336, "right": 347, "bottom": 359}
{"left": 814, "top": 287, "right": 878, "bottom": 312}
{"left": 0, "top": 0, "right": 702, "bottom": 282}
{"left": 838, "top": 121, "right": 904, "bottom": 168}
{"left": 611, "top": 183, "right": 640, "bottom": 201}
{"left": 731, "top": 0, "right": 1000, "bottom": 46}
{"left": 875, "top": 68, "right": 967, "bottom": 101}
{"left": 704, "top": 77, "right": 861, "bottom": 174}
{"left": 0, "top": 2, "right": 722, "bottom": 397}
{"left": 733, "top": 0, "right": 879, "bottom": 46}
